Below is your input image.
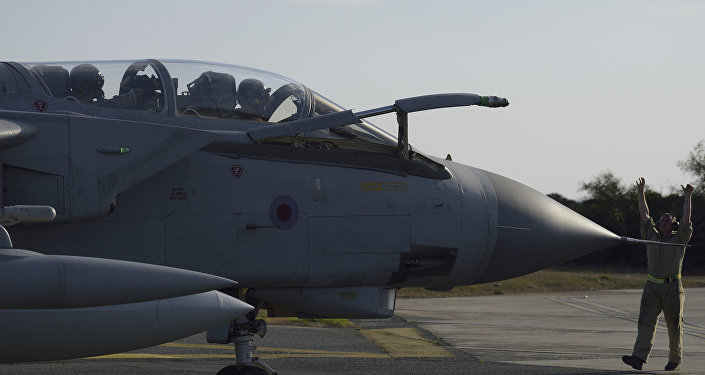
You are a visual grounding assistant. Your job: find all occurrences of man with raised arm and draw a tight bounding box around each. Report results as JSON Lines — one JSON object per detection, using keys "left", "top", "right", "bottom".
{"left": 622, "top": 177, "right": 694, "bottom": 371}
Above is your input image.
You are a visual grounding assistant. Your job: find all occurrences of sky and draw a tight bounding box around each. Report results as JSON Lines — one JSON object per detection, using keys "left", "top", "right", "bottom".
{"left": 2, "top": 0, "right": 704, "bottom": 200}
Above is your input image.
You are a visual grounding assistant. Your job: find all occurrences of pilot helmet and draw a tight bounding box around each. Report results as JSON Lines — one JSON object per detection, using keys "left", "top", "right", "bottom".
{"left": 70, "top": 64, "right": 105, "bottom": 99}
{"left": 237, "top": 78, "right": 271, "bottom": 110}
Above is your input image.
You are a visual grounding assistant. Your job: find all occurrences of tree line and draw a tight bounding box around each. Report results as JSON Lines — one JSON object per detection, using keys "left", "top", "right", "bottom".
{"left": 551, "top": 140, "right": 705, "bottom": 273}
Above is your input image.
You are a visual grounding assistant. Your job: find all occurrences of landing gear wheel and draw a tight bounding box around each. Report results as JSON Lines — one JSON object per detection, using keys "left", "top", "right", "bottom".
{"left": 217, "top": 365, "right": 269, "bottom": 375}
{"left": 216, "top": 365, "right": 237, "bottom": 375}
{"left": 214, "top": 296, "right": 277, "bottom": 374}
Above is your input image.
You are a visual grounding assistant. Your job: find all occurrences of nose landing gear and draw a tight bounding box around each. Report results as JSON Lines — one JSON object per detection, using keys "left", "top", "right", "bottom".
{"left": 212, "top": 310, "right": 276, "bottom": 375}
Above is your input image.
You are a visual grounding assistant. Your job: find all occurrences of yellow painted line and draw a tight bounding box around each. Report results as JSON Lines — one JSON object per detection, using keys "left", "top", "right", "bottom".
{"left": 87, "top": 326, "right": 453, "bottom": 360}
{"left": 88, "top": 351, "right": 388, "bottom": 360}
{"left": 158, "top": 343, "right": 377, "bottom": 356}
{"left": 261, "top": 352, "right": 389, "bottom": 359}
{"left": 256, "top": 347, "right": 374, "bottom": 355}
{"left": 88, "top": 345, "right": 392, "bottom": 360}
{"left": 159, "top": 342, "right": 232, "bottom": 350}
{"left": 87, "top": 353, "right": 235, "bottom": 360}
{"left": 360, "top": 327, "right": 452, "bottom": 358}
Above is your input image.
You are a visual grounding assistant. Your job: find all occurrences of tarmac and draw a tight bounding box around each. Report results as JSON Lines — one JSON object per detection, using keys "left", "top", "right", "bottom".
{"left": 395, "top": 288, "right": 705, "bottom": 374}
{"left": 2, "top": 288, "right": 704, "bottom": 374}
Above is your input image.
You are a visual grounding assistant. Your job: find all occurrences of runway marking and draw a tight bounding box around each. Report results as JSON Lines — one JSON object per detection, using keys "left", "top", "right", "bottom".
{"left": 549, "top": 296, "right": 705, "bottom": 340}
{"left": 248, "top": 352, "right": 389, "bottom": 359}
{"left": 84, "top": 319, "right": 454, "bottom": 362}
{"left": 86, "top": 353, "right": 236, "bottom": 360}
{"left": 360, "top": 327, "right": 453, "bottom": 358}
{"left": 88, "top": 327, "right": 452, "bottom": 360}
{"left": 86, "top": 328, "right": 453, "bottom": 359}
{"left": 162, "top": 343, "right": 389, "bottom": 356}
{"left": 160, "top": 342, "right": 387, "bottom": 355}
{"left": 88, "top": 351, "right": 391, "bottom": 360}
{"left": 159, "top": 342, "right": 231, "bottom": 350}
{"left": 87, "top": 347, "right": 391, "bottom": 360}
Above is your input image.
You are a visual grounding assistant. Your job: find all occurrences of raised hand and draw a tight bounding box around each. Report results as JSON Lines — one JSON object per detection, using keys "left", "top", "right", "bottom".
{"left": 636, "top": 177, "right": 646, "bottom": 194}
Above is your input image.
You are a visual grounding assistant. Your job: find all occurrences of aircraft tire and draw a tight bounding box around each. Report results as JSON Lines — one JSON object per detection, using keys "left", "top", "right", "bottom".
{"left": 216, "top": 364, "right": 270, "bottom": 375}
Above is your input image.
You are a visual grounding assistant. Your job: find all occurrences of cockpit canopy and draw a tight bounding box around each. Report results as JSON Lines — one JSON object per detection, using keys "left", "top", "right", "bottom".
{"left": 166, "top": 60, "right": 309, "bottom": 122}
{"left": 21, "top": 59, "right": 395, "bottom": 147}
{"left": 24, "top": 60, "right": 307, "bottom": 120}
{"left": 27, "top": 61, "right": 166, "bottom": 113}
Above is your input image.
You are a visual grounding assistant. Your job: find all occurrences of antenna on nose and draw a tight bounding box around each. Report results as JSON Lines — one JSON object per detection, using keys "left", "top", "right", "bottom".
{"left": 619, "top": 236, "right": 692, "bottom": 248}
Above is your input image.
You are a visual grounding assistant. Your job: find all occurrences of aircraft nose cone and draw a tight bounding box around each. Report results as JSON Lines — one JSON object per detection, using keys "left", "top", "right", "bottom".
{"left": 473, "top": 171, "right": 620, "bottom": 284}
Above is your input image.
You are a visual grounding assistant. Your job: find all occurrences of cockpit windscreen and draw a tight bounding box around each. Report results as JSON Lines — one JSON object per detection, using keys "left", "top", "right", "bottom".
{"left": 22, "top": 59, "right": 397, "bottom": 150}
{"left": 308, "top": 91, "right": 396, "bottom": 147}
{"left": 163, "top": 61, "right": 309, "bottom": 123}
{"left": 25, "top": 60, "right": 164, "bottom": 113}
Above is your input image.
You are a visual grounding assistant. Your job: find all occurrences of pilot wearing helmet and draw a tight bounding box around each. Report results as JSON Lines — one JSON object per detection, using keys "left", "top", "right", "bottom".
{"left": 65, "top": 61, "right": 164, "bottom": 112}
{"left": 67, "top": 64, "right": 105, "bottom": 103}
{"left": 234, "top": 78, "right": 271, "bottom": 122}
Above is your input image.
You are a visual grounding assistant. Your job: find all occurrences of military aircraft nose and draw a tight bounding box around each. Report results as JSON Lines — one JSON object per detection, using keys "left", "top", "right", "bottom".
{"left": 457, "top": 168, "right": 620, "bottom": 284}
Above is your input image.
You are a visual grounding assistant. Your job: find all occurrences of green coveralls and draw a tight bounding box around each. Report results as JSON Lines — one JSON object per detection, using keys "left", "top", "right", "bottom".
{"left": 631, "top": 217, "right": 692, "bottom": 364}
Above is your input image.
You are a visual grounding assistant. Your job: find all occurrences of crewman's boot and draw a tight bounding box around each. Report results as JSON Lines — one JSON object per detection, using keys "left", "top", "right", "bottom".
{"left": 665, "top": 362, "right": 680, "bottom": 371}
{"left": 622, "top": 355, "right": 644, "bottom": 370}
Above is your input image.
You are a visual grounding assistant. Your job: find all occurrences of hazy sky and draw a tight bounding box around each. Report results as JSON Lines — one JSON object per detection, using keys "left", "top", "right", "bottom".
{"left": 3, "top": 0, "right": 703, "bottom": 199}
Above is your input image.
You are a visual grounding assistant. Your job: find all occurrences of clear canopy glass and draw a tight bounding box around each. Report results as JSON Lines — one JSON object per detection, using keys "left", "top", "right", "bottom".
{"left": 21, "top": 59, "right": 396, "bottom": 148}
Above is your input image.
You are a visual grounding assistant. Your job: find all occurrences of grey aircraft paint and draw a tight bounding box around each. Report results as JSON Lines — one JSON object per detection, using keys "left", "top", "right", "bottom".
{"left": 0, "top": 59, "right": 636, "bottom": 374}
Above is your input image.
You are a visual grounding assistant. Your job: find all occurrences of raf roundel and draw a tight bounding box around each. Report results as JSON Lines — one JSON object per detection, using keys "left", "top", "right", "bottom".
{"left": 269, "top": 195, "right": 299, "bottom": 230}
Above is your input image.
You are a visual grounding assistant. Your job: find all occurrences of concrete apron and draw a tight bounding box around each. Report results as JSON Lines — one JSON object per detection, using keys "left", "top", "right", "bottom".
{"left": 396, "top": 288, "right": 705, "bottom": 374}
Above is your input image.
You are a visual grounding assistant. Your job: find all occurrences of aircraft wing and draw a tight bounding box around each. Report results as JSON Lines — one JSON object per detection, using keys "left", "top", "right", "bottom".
{"left": 0, "top": 110, "right": 220, "bottom": 222}
{"left": 0, "top": 108, "right": 253, "bottom": 362}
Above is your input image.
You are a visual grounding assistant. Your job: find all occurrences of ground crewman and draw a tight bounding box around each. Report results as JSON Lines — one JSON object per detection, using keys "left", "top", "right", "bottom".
{"left": 622, "top": 177, "right": 693, "bottom": 371}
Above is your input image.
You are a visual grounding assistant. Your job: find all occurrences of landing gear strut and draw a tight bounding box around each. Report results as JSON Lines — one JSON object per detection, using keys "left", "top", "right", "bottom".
{"left": 212, "top": 308, "right": 276, "bottom": 375}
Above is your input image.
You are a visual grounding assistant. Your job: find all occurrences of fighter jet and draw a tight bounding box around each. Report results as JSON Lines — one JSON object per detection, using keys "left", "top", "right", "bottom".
{"left": 0, "top": 59, "right": 641, "bottom": 374}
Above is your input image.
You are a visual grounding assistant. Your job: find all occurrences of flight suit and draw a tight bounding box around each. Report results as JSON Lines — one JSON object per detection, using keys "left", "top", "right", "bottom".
{"left": 631, "top": 217, "right": 693, "bottom": 364}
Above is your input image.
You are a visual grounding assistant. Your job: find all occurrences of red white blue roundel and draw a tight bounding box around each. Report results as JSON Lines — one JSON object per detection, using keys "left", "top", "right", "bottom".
{"left": 269, "top": 195, "right": 299, "bottom": 230}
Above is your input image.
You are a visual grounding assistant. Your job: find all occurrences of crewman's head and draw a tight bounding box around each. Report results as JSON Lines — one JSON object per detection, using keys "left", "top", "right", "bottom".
{"left": 70, "top": 64, "right": 104, "bottom": 100}
{"left": 659, "top": 213, "right": 675, "bottom": 236}
{"left": 237, "top": 78, "right": 270, "bottom": 114}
